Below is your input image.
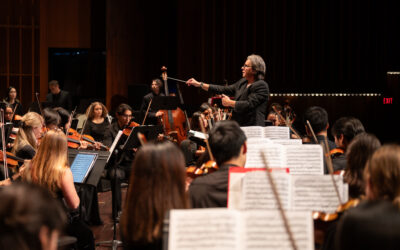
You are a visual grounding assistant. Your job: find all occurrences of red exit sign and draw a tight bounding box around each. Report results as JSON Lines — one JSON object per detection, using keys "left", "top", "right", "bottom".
{"left": 383, "top": 97, "right": 393, "bottom": 104}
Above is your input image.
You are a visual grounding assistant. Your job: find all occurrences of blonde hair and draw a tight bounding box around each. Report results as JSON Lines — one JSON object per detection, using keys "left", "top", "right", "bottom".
{"left": 24, "top": 130, "right": 69, "bottom": 195}
{"left": 364, "top": 145, "right": 400, "bottom": 208}
{"left": 85, "top": 102, "right": 108, "bottom": 120}
{"left": 12, "top": 112, "right": 44, "bottom": 154}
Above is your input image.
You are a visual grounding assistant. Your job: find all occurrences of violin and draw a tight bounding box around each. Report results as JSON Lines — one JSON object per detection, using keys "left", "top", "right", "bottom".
{"left": 122, "top": 121, "right": 140, "bottom": 137}
{"left": 0, "top": 150, "right": 24, "bottom": 168}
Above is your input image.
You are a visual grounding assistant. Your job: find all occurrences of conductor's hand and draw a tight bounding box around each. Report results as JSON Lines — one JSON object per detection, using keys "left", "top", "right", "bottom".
{"left": 222, "top": 94, "right": 234, "bottom": 107}
{"left": 186, "top": 78, "right": 201, "bottom": 87}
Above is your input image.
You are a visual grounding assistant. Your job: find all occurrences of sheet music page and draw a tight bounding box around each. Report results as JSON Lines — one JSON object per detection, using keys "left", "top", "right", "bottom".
{"left": 168, "top": 208, "right": 241, "bottom": 250}
{"left": 245, "top": 144, "right": 287, "bottom": 168}
{"left": 285, "top": 145, "right": 324, "bottom": 175}
{"left": 242, "top": 210, "right": 313, "bottom": 250}
{"left": 241, "top": 126, "right": 264, "bottom": 138}
{"left": 228, "top": 171, "right": 246, "bottom": 209}
{"left": 263, "top": 126, "right": 290, "bottom": 139}
{"left": 189, "top": 130, "right": 207, "bottom": 139}
{"left": 290, "top": 175, "right": 346, "bottom": 213}
{"left": 107, "top": 130, "right": 123, "bottom": 162}
{"left": 271, "top": 139, "right": 302, "bottom": 145}
{"left": 241, "top": 171, "right": 290, "bottom": 210}
{"left": 247, "top": 137, "right": 272, "bottom": 145}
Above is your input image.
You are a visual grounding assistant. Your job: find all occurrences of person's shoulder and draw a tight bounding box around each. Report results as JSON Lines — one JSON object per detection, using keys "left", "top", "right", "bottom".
{"left": 253, "top": 79, "right": 268, "bottom": 87}
{"left": 144, "top": 92, "right": 153, "bottom": 99}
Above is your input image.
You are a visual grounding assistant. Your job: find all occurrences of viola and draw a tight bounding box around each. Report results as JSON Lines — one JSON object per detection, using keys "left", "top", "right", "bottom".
{"left": 122, "top": 121, "right": 140, "bottom": 137}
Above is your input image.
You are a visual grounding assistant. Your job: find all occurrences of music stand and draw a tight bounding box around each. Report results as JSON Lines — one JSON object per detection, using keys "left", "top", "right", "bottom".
{"left": 151, "top": 96, "right": 179, "bottom": 111}
{"left": 122, "top": 125, "right": 164, "bottom": 150}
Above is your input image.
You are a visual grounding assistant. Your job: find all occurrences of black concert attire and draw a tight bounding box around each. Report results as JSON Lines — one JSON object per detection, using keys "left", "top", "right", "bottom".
{"left": 335, "top": 200, "right": 400, "bottom": 250}
{"left": 103, "top": 121, "right": 135, "bottom": 217}
{"left": 46, "top": 90, "right": 73, "bottom": 111}
{"left": 122, "top": 238, "right": 162, "bottom": 250}
{"left": 189, "top": 164, "right": 237, "bottom": 208}
{"left": 2, "top": 99, "right": 24, "bottom": 116}
{"left": 208, "top": 78, "right": 269, "bottom": 126}
{"left": 332, "top": 153, "right": 346, "bottom": 172}
{"left": 15, "top": 144, "right": 35, "bottom": 160}
{"left": 82, "top": 119, "right": 110, "bottom": 143}
{"left": 140, "top": 92, "right": 165, "bottom": 125}
{"left": 304, "top": 135, "right": 337, "bottom": 174}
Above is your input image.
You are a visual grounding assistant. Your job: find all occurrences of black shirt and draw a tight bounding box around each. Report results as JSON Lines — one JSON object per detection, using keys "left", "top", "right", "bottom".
{"left": 82, "top": 119, "right": 110, "bottom": 143}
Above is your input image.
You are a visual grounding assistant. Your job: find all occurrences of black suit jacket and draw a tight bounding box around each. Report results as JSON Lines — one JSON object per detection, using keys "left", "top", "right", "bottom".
{"left": 208, "top": 78, "right": 269, "bottom": 126}
{"left": 46, "top": 90, "right": 72, "bottom": 111}
{"left": 140, "top": 92, "right": 165, "bottom": 125}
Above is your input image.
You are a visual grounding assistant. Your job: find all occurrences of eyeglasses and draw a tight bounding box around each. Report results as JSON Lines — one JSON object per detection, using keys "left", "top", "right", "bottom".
{"left": 121, "top": 114, "right": 133, "bottom": 118}
{"left": 242, "top": 64, "right": 252, "bottom": 68}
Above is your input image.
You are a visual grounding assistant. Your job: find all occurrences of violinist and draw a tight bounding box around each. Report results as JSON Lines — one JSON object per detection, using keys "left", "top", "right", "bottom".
{"left": 320, "top": 133, "right": 381, "bottom": 250}
{"left": 43, "top": 108, "right": 61, "bottom": 130}
{"left": 140, "top": 78, "right": 165, "bottom": 125}
{"left": 53, "top": 107, "right": 72, "bottom": 133}
{"left": 186, "top": 54, "right": 269, "bottom": 126}
{"left": 12, "top": 112, "right": 44, "bottom": 160}
{"left": 335, "top": 145, "right": 400, "bottom": 250}
{"left": 303, "top": 106, "right": 336, "bottom": 174}
{"left": 82, "top": 101, "right": 110, "bottom": 143}
{"left": 331, "top": 117, "right": 365, "bottom": 172}
{"left": 199, "top": 102, "right": 214, "bottom": 130}
{"left": 2, "top": 86, "right": 23, "bottom": 116}
{"left": 189, "top": 120, "right": 247, "bottom": 208}
{"left": 103, "top": 103, "right": 135, "bottom": 218}
{"left": 2, "top": 103, "right": 21, "bottom": 127}
{"left": 180, "top": 111, "right": 205, "bottom": 166}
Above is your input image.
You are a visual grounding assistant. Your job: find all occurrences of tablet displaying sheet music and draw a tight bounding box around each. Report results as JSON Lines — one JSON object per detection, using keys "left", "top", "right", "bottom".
{"left": 70, "top": 152, "right": 98, "bottom": 183}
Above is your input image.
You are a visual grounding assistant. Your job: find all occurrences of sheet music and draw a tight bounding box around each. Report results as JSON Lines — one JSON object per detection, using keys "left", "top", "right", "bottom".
{"left": 247, "top": 137, "right": 272, "bottom": 145}
{"left": 228, "top": 171, "right": 246, "bottom": 209}
{"left": 241, "top": 126, "right": 264, "bottom": 138}
{"left": 241, "top": 171, "right": 290, "bottom": 210}
{"left": 242, "top": 210, "right": 313, "bottom": 250}
{"left": 188, "top": 130, "right": 207, "bottom": 140}
{"left": 245, "top": 144, "right": 286, "bottom": 168}
{"left": 264, "top": 126, "right": 290, "bottom": 139}
{"left": 107, "top": 130, "right": 123, "bottom": 162}
{"left": 290, "top": 175, "right": 347, "bottom": 213}
{"left": 168, "top": 208, "right": 313, "bottom": 250}
{"left": 70, "top": 153, "right": 97, "bottom": 183}
{"left": 286, "top": 145, "right": 324, "bottom": 175}
{"left": 271, "top": 139, "right": 302, "bottom": 145}
{"left": 168, "top": 208, "right": 241, "bottom": 250}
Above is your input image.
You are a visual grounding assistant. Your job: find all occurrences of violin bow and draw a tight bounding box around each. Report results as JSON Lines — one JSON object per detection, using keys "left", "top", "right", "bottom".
{"left": 198, "top": 117, "right": 215, "bottom": 162}
{"left": 35, "top": 92, "right": 44, "bottom": 117}
{"left": 142, "top": 98, "right": 153, "bottom": 125}
{"left": 260, "top": 151, "right": 298, "bottom": 250}
{"left": 306, "top": 120, "right": 342, "bottom": 204}
{"left": 10, "top": 103, "right": 18, "bottom": 122}
{"left": 272, "top": 106, "right": 301, "bottom": 138}
{"left": 1, "top": 109, "right": 9, "bottom": 179}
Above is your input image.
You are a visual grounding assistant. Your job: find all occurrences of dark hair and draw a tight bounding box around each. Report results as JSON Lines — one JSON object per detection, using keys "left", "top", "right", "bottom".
{"left": 345, "top": 133, "right": 381, "bottom": 199}
{"left": 116, "top": 103, "right": 133, "bottom": 116}
{"left": 331, "top": 117, "right": 365, "bottom": 146}
{"left": 209, "top": 120, "right": 247, "bottom": 166}
{"left": 199, "top": 102, "right": 212, "bottom": 113}
{"left": 152, "top": 78, "right": 163, "bottom": 89}
{"left": 0, "top": 182, "right": 66, "bottom": 250}
{"left": 120, "top": 142, "right": 188, "bottom": 244}
{"left": 48, "top": 80, "right": 59, "bottom": 87}
{"left": 53, "top": 107, "right": 70, "bottom": 129}
{"left": 268, "top": 103, "right": 283, "bottom": 113}
{"left": 4, "top": 86, "right": 19, "bottom": 103}
{"left": 43, "top": 108, "right": 61, "bottom": 127}
{"left": 303, "top": 106, "right": 329, "bottom": 134}
{"left": 190, "top": 111, "right": 202, "bottom": 132}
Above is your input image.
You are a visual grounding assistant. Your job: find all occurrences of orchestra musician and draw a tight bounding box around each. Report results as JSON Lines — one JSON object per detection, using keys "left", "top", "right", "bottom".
{"left": 12, "top": 112, "right": 44, "bottom": 160}
{"left": 189, "top": 120, "right": 247, "bottom": 208}
{"left": 2, "top": 86, "right": 23, "bottom": 116}
{"left": 82, "top": 101, "right": 110, "bottom": 143}
{"left": 120, "top": 142, "right": 188, "bottom": 249}
{"left": 1, "top": 103, "right": 21, "bottom": 127}
{"left": 180, "top": 111, "right": 205, "bottom": 166}
{"left": 0, "top": 182, "right": 66, "bottom": 250}
{"left": 303, "top": 106, "right": 336, "bottom": 174}
{"left": 186, "top": 54, "right": 269, "bottom": 126}
{"left": 335, "top": 145, "right": 400, "bottom": 250}
{"left": 103, "top": 103, "right": 135, "bottom": 218}
{"left": 140, "top": 78, "right": 165, "bottom": 125}
{"left": 22, "top": 129, "right": 95, "bottom": 250}
{"left": 43, "top": 108, "right": 61, "bottom": 131}
{"left": 46, "top": 80, "right": 73, "bottom": 111}
{"left": 331, "top": 117, "right": 365, "bottom": 172}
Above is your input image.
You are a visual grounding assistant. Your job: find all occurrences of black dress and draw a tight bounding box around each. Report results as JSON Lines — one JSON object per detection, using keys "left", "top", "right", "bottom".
{"left": 82, "top": 119, "right": 110, "bottom": 143}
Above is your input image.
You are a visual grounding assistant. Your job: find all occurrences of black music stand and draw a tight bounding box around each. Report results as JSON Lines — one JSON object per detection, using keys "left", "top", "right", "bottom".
{"left": 122, "top": 125, "right": 164, "bottom": 150}
{"left": 151, "top": 96, "right": 179, "bottom": 111}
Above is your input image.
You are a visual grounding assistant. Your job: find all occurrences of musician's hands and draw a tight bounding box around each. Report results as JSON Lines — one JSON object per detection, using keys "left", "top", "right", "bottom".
{"left": 222, "top": 94, "right": 235, "bottom": 108}
{"left": 155, "top": 111, "right": 163, "bottom": 117}
{"left": 186, "top": 78, "right": 201, "bottom": 87}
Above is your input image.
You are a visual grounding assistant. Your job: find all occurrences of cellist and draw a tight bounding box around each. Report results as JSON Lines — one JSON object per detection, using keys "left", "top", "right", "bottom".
{"left": 189, "top": 120, "right": 247, "bottom": 208}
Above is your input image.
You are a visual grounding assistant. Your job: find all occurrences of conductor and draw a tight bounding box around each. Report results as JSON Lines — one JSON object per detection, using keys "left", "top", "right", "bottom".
{"left": 186, "top": 54, "right": 269, "bottom": 126}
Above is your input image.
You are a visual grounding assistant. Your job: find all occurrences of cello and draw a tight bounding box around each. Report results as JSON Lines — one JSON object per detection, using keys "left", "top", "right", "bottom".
{"left": 159, "top": 66, "right": 187, "bottom": 143}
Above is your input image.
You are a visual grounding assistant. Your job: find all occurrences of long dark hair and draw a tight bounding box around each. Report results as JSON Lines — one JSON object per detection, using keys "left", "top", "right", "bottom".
{"left": 120, "top": 142, "right": 189, "bottom": 243}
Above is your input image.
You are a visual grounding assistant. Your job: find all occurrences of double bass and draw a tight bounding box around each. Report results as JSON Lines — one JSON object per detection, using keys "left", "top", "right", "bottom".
{"left": 159, "top": 66, "right": 188, "bottom": 143}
